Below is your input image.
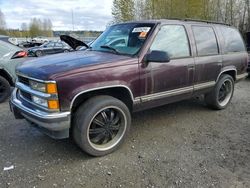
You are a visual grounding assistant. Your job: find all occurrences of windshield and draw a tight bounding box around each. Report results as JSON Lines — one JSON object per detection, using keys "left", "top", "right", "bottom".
{"left": 90, "top": 23, "right": 155, "bottom": 56}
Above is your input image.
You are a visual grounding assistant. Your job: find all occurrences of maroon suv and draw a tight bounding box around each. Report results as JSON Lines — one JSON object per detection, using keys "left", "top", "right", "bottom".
{"left": 10, "top": 19, "right": 248, "bottom": 156}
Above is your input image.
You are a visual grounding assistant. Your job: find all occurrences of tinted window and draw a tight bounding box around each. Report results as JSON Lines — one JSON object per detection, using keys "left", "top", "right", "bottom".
{"left": 150, "top": 25, "right": 190, "bottom": 58}
{"left": 55, "top": 43, "right": 63, "bottom": 47}
{"left": 220, "top": 27, "right": 245, "bottom": 53}
{"left": 192, "top": 26, "right": 219, "bottom": 56}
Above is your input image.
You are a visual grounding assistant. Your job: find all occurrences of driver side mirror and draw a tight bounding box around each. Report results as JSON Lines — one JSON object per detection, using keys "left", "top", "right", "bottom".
{"left": 145, "top": 50, "right": 170, "bottom": 63}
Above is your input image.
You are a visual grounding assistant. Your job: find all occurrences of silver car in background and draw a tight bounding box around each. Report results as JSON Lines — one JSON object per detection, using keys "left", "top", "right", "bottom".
{"left": 0, "top": 40, "right": 28, "bottom": 103}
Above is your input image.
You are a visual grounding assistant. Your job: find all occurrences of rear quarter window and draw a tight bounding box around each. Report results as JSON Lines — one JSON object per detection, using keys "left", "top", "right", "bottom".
{"left": 219, "top": 27, "right": 246, "bottom": 53}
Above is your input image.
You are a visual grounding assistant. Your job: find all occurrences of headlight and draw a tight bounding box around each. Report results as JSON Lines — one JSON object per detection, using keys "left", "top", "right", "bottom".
{"left": 32, "top": 96, "right": 59, "bottom": 110}
{"left": 29, "top": 80, "right": 46, "bottom": 92}
{"left": 29, "top": 79, "right": 59, "bottom": 110}
{"left": 32, "top": 96, "right": 48, "bottom": 107}
{"left": 29, "top": 80, "right": 57, "bottom": 94}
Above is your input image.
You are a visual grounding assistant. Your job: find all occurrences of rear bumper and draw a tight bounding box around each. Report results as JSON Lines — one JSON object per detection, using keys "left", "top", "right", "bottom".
{"left": 10, "top": 88, "right": 71, "bottom": 139}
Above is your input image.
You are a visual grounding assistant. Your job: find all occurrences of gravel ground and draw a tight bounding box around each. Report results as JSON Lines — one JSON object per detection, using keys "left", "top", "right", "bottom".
{"left": 0, "top": 79, "right": 249, "bottom": 188}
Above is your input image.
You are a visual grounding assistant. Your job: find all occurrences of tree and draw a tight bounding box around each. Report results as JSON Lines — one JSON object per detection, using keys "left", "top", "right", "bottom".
{"left": 112, "top": 0, "right": 135, "bottom": 23}
{"left": 0, "top": 9, "right": 6, "bottom": 35}
{"left": 42, "top": 18, "right": 53, "bottom": 37}
{"left": 21, "top": 23, "right": 28, "bottom": 31}
{"left": 29, "top": 18, "right": 42, "bottom": 37}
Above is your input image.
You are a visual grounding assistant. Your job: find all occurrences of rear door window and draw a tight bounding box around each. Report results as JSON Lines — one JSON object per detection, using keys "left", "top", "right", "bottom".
{"left": 219, "top": 27, "right": 245, "bottom": 53}
{"left": 192, "top": 26, "right": 219, "bottom": 56}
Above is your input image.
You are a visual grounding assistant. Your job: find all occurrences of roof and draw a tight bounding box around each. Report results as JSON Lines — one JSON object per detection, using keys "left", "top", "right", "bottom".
{"left": 119, "top": 18, "right": 230, "bottom": 26}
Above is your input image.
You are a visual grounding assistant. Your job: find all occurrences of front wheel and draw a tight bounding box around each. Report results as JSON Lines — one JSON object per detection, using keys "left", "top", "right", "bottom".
{"left": 205, "top": 74, "right": 234, "bottom": 110}
{"left": 0, "top": 76, "right": 11, "bottom": 103}
{"left": 73, "top": 96, "right": 131, "bottom": 156}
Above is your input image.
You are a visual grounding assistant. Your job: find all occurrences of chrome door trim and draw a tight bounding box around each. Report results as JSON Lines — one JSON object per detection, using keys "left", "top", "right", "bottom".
{"left": 194, "top": 81, "right": 216, "bottom": 91}
{"left": 135, "top": 81, "right": 217, "bottom": 103}
{"left": 135, "top": 86, "right": 193, "bottom": 103}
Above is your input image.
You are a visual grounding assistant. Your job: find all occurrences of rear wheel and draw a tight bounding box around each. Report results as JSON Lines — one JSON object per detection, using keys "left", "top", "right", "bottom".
{"left": 73, "top": 96, "right": 131, "bottom": 156}
{"left": 205, "top": 74, "right": 234, "bottom": 110}
{"left": 0, "top": 76, "right": 11, "bottom": 103}
{"left": 35, "top": 50, "right": 43, "bottom": 57}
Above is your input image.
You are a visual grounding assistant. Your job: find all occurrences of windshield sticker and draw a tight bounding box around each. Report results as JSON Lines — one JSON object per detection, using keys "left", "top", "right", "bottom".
{"left": 132, "top": 27, "right": 151, "bottom": 33}
{"left": 139, "top": 31, "right": 148, "bottom": 38}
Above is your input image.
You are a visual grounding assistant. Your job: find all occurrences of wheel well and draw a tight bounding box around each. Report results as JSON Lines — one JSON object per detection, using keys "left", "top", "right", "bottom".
{"left": 220, "top": 70, "right": 236, "bottom": 81}
{"left": 71, "top": 87, "right": 134, "bottom": 113}
{"left": 0, "top": 69, "right": 14, "bottom": 86}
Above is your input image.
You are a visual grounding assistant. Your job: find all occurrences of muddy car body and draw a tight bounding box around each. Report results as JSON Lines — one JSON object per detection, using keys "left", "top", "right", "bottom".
{"left": 10, "top": 19, "right": 248, "bottom": 156}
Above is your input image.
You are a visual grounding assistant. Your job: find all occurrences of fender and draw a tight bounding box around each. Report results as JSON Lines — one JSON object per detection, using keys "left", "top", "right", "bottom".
{"left": 216, "top": 66, "right": 237, "bottom": 82}
{"left": 0, "top": 67, "right": 15, "bottom": 85}
{"left": 70, "top": 84, "right": 135, "bottom": 110}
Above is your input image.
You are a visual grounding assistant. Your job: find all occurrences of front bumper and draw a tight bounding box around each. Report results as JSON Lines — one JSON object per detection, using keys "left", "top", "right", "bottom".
{"left": 10, "top": 88, "right": 71, "bottom": 139}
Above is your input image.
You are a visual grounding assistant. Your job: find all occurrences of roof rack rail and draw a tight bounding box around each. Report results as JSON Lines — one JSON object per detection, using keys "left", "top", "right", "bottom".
{"left": 183, "top": 18, "right": 230, "bottom": 26}
{"left": 166, "top": 18, "right": 230, "bottom": 26}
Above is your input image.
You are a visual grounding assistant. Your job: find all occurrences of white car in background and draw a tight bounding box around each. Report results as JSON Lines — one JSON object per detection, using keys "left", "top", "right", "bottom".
{"left": 32, "top": 36, "right": 49, "bottom": 43}
{"left": 8, "top": 38, "right": 19, "bottom": 45}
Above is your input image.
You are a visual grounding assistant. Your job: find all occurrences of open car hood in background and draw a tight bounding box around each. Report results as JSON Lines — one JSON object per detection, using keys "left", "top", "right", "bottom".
{"left": 60, "top": 35, "right": 88, "bottom": 50}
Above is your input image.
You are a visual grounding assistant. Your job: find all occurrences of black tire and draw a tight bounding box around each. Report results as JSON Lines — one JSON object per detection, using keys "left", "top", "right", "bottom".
{"left": 35, "top": 50, "right": 43, "bottom": 57}
{"left": 63, "top": 49, "right": 69, "bottom": 53}
{"left": 73, "top": 95, "right": 131, "bottom": 156}
{"left": 205, "top": 74, "right": 234, "bottom": 110}
{"left": 0, "top": 76, "right": 11, "bottom": 103}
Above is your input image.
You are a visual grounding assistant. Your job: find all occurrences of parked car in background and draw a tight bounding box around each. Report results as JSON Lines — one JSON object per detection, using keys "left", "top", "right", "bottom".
{"left": 27, "top": 41, "right": 72, "bottom": 57}
{"left": 32, "top": 36, "right": 48, "bottom": 44}
{"left": 0, "top": 40, "right": 28, "bottom": 103}
{"left": 18, "top": 41, "right": 43, "bottom": 48}
{"left": 10, "top": 19, "right": 248, "bottom": 156}
{"left": 8, "top": 38, "right": 19, "bottom": 46}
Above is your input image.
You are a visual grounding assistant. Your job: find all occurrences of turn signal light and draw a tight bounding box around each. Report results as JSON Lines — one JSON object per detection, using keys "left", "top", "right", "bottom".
{"left": 48, "top": 100, "right": 59, "bottom": 110}
{"left": 46, "top": 83, "right": 57, "bottom": 94}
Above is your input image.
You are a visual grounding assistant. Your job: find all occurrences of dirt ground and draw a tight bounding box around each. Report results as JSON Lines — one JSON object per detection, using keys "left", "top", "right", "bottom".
{"left": 0, "top": 78, "right": 249, "bottom": 188}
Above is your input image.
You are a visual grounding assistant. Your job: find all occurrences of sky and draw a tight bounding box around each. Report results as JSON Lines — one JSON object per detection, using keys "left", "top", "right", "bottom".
{"left": 0, "top": 0, "right": 113, "bottom": 31}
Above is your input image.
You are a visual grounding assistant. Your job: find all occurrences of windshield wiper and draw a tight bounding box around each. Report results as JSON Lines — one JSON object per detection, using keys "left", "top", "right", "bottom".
{"left": 100, "top": 45, "right": 120, "bottom": 54}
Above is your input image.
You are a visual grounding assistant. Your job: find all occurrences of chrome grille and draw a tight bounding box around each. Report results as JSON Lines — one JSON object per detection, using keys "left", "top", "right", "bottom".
{"left": 20, "top": 90, "right": 32, "bottom": 101}
{"left": 18, "top": 76, "right": 30, "bottom": 86}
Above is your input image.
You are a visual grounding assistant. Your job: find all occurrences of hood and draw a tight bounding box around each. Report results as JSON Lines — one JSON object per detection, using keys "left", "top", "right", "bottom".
{"left": 16, "top": 50, "right": 131, "bottom": 80}
{"left": 60, "top": 35, "right": 88, "bottom": 50}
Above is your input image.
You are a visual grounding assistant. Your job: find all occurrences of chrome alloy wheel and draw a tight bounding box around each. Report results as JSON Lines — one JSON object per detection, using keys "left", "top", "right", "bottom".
{"left": 87, "top": 106, "right": 127, "bottom": 151}
{"left": 218, "top": 78, "right": 233, "bottom": 107}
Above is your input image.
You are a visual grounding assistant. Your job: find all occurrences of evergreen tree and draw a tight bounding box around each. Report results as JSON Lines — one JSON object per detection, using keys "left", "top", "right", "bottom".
{"left": 112, "top": 0, "right": 135, "bottom": 23}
